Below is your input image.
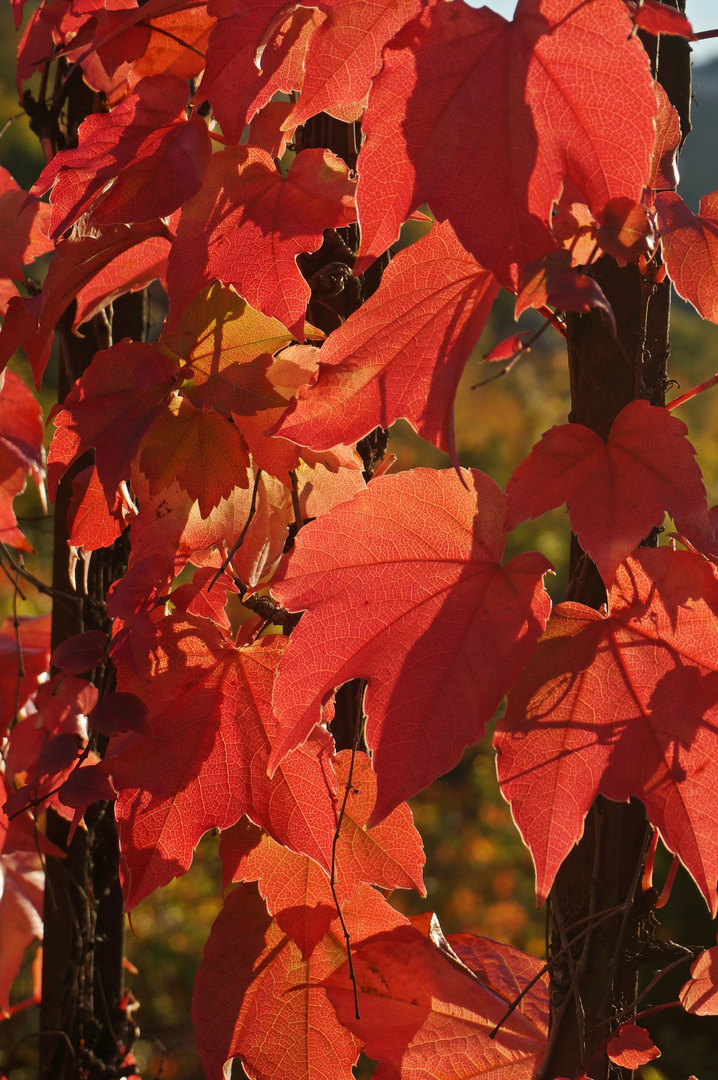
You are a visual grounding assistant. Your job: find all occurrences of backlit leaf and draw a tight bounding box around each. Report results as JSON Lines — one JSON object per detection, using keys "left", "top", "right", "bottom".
{"left": 166, "top": 146, "right": 357, "bottom": 339}
{"left": 270, "top": 468, "right": 551, "bottom": 824}
{"left": 495, "top": 547, "right": 718, "bottom": 912}
{"left": 355, "top": 0, "right": 657, "bottom": 289}
{"left": 273, "top": 222, "right": 498, "bottom": 465}
{"left": 504, "top": 400, "right": 709, "bottom": 583}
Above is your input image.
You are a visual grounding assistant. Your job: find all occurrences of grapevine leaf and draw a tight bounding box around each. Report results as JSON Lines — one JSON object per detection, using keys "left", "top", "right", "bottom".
{"left": 504, "top": 400, "right": 709, "bottom": 583}
{"left": 270, "top": 468, "right": 551, "bottom": 824}
{"left": 355, "top": 0, "right": 657, "bottom": 290}
{"left": 192, "top": 881, "right": 407, "bottom": 1080}
{"left": 47, "top": 340, "right": 175, "bottom": 503}
{"left": 656, "top": 190, "right": 718, "bottom": 323}
{"left": 324, "top": 921, "right": 548, "bottom": 1080}
{"left": 198, "top": 0, "right": 318, "bottom": 144}
{"left": 606, "top": 1024, "right": 661, "bottom": 1069}
{"left": 286, "top": 0, "right": 427, "bottom": 129}
{"left": 112, "top": 621, "right": 338, "bottom": 909}
{"left": 495, "top": 547, "right": 718, "bottom": 913}
{"left": 166, "top": 146, "right": 357, "bottom": 340}
{"left": 272, "top": 222, "right": 498, "bottom": 465}
{"left": 680, "top": 946, "right": 718, "bottom": 1015}
{"left": 32, "top": 74, "right": 212, "bottom": 238}
{"left": 138, "top": 393, "right": 251, "bottom": 518}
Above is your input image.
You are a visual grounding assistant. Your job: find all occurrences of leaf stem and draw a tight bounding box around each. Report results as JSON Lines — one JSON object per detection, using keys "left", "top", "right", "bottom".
{"left": 207, "top": 469, "right": 262, "bottom": 592}
{"left": 329, "top": 684, "right": 365, "bottom": 1021}
{"left": 667, "top": 372, "right": 718, "bottom": 411}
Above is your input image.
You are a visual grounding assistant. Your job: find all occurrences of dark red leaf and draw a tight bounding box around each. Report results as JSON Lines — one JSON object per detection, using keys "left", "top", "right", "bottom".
{"left": 495, "top": 547, "right": 718, "bottom": 912}
{"left": 166, "top": 146, "right": 356, "bottom": 339}
{"left": 355, "top": 0, "right": 657, "bottom": 290}
{"left": 32, "top": 74, "right": 211, "bottom": 239}
{"left": 269, "top": 468, "right": 551, "bottom": 823}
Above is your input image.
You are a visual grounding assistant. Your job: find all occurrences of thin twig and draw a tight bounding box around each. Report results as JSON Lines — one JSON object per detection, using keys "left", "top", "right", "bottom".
{"left": 611, "top": 951, "right": 696, "bottom": 1024}
{"left": 329, "top": 684, "right": 365, "bottom": 1021}
{"left": 0, "top": 543, "right": 100, "bottom": 611}
{"left": 597, "top": 821, "right": 652, "bottom": 1020}
{"left": 11, "top": 560, "right": 25, "bottom": 732}
{"left": 473, "top": 308, "right": 566, "bottom": 389}
{"left": 667, "top": 371, "right": 718, "bottom": 411}
{"left": 208, "top": 469, "right": 262, "bottom": 592}
{"left": 553, "top": 895, "right": 586, "bottom": 1068}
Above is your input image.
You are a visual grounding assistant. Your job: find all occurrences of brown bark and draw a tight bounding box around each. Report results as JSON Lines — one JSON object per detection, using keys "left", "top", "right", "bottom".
{"left": 35, "top": 65, "right": 146, "bottom": 1077}
{"left": 540, "top": 9, "right": 691, "bottom": 1077}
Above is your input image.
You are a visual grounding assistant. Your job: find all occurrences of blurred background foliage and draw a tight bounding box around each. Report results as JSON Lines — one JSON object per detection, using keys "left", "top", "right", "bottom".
{"left": 2, "top": 3, "right": 718, "bottom": 1077}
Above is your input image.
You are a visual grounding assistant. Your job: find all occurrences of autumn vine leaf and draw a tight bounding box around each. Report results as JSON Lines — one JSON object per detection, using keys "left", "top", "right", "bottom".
{"left": 324, "top": 920, "right": 548, "bottom": 1080}
{"left": 192, "top": 881, "right": 407, "bottom": 1080}
{"left": 166, "top": 146, "right": 357, "bottom": 339}
{"left": 504, "top": 399, "right": 709, "bottom": 583}
{"left": 31, "top": 74, "right": 212, "bottom": 238}
{"left": 354, "top": 0, "right": 657, "bottom": 288}
{"left": 680, "top": 945, "right": 718, "bottom": 1015}
{"left": 111, "top": 624, "right": 338, "bottom": 909}
{"left": 197, "top": 0, "right": 319, "bottom": 145}
{"left": 285, "top": 0, "right": 427, "bottom": 129}
{"left": 221, "top": 751, "right": 425, "bottom": 956}
{"left": 495, "top": 547, "right": 718, "bottom": 912}
{"left": 656, "top": 190, "right": 718, "bottom": 323}
{"left": 272, "top": 221, "right": 499, "bottom": 466}
{"left": 269, "top": 468, "right": 551, "bottom": 823}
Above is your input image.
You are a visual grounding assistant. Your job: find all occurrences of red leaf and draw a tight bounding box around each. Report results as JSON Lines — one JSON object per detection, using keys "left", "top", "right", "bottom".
{"left": 504, "top": 400, "right": 709, "bottom": 584}
{"left": 272, "top": 222, "right": 498, "bottom": 465}
{"left": 163, "top": 282, "right": 290, "bottom": 418}
{"left": 58, "top": 762, "right": 116, "bottom": 808}
{"left": 515, "top": 250, "right": 615, "bottom": 329}
{"left": 495, "top": 547, "right": 718, "bottom": 912}
{"left": 111, "top": 620, "right": 338, "bottom": 908}
{"left": 238, "top": 344, "right": 362, "bottom": 482}
{"left": 51, "top": 630, "right": 107, "bottom": 674}
{"left": 0, "top": 851, "right": 44, "bottom": 1017}
{"left": 88, "top": 692, "right": 149, "bottom": 737}
{"left": 287, "top": 0, "right": 426, "bottom": 128}
{"left": 355, "top": 0, "right": 657, "bottom": 289}
{"left": 680, "top": 945, "right": 718, "bottom": 1014}
{"left": 223, "top": 751, "right": 424, "bottom": 950}
{"left": 192, "top": 881, "right": 406, "bottom": 1080}
{"left": 72, "top": 234, "right": 171, "bottom": 329}
{"left": 139, "top": 394, "right": 251, "bottom": 518}
{"left": 67, "top": 465, "right": 125, "bottom": 552}
{"left": 0, "top": 167, "right": 53, "bottom": 281}
{"left": 170, "top": 566, "right": 238, "bottom": 631}
{"left": 197, "top": 0, "right": 318, "bottom": 144}
{"left": 324, "top": 921, "right": 548, "bottom": 1079}
{"left": 166, "top": 146, "right": 357, "bottom": 339}
{"left": 0, "top": 370, "right": 44, "bottom": 478}
{"left": 47, "top": 340, "right": 175, "bottom": 503}
{"left": 32, "top": 74, "right": 211, "bottom": 239}
{"left": 484, "top": 332, "right": 532, "bottom": 363}
{"left": 0, "top": 614, "right": 51, "bottom": 739}
{"left": 128, "top": 464, "right": 292, "bottom": 584}
{"left": 595, "top": 197, "right": 654, "bottom": 264}
{"left": 332, "top": 749, "right": 425, "bottom": 895}
{"left": 448, "top": 933, "right": 549, "bottom": 1033}
{"left": 220, "top": 818, "right": 341, "bottom": 958}
{"left": 192, "top": 884, "right": 351, "bottom": 1080}
{"left": 247, "top": 99, "right": 296, "bottom": 159}
{"left": 656, "top": 190, "right": 718, "bottom": 323}
{"left": 0, "top": 219, "right": 170, "bottom": 385}
{"left": 607, "top": 1024, "right": 660, "bottom": 1068}
{"left": 632, "top": 0, "right": 694, "bottom": 39}
{"left": 269, "top": 468, "right": 551, "bottom": 824}
{"left": 648, "top": 82, "right": 681, "bottom": 196}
